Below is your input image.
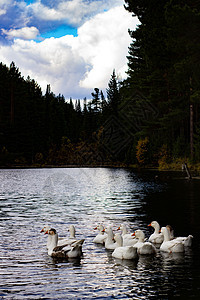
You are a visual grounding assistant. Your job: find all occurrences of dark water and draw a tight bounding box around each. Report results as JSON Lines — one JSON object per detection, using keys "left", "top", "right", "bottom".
{"left": 0, "top": 167, "right": 199, "bottom": 299}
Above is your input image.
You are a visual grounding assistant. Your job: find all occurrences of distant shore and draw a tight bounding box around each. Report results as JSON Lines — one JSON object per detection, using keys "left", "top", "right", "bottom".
{"left": 0, "top": 162, "right": 199, "bottom": 176}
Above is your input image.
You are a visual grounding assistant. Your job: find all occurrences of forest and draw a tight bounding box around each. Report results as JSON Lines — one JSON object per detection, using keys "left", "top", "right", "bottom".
{"left": 0, "top": 0, "right": 200, "bottom": 170}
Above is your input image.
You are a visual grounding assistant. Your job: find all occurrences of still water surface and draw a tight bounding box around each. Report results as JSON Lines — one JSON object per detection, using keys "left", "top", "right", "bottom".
{"left": 0, "top": 168, "right": 200, "bottom": 299}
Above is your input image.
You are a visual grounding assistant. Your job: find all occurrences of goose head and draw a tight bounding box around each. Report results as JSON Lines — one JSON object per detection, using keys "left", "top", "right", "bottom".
{"left": 133, "top": 229, "right": 145, "bottom": 242}
{"left": 117, "top": 224, "right": 128, "bottom": 235}
{"left": 45, "top": 228, "right": 57, "bottom": 235}
{"left": 40, "top": 225, "right": 50, "bottom": 233}
{"left": 45, "top": 228, "right": 58, "bottom": 256}
{"left": 94, "top": 224, "right": 104, "bottom": 232}
{"left": 148, "top": 221, "right": 160, "bottom": 233}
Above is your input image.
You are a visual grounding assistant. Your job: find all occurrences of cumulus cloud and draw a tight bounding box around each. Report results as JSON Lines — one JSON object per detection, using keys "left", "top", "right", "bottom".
{"left": 77, "top": 6, "right": 135, "bottom": 89}
{"left": 0, "top": 5, "right": 138, "bottom": 99}
{"left": 28, "top": 0, "right": 123, "bottom": 26}
{"left": 1, "top": 26, "right": 39, "bottom": 40}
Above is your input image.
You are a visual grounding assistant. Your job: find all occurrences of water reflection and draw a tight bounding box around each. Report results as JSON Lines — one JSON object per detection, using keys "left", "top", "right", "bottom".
{"left": 0, "top": 168, "right": 199, "bottom": 299}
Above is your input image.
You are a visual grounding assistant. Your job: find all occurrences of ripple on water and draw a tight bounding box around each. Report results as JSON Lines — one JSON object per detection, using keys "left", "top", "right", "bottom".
{"left": 0, "top": 168, "right": 199, "bottom": 299}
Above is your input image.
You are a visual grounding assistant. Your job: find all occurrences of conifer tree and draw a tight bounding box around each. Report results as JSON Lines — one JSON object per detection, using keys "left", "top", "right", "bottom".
{"left": 123, "top": 0, "right": 200, "bottom": 160}
{"left": 91, "top": 88, "right": 101, "bottom": 112}
{"left": 106, "top": 70, "right": 120, "bottom": 114}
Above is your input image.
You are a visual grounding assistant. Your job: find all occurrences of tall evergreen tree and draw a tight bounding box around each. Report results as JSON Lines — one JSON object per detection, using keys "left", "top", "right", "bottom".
{"left": 106, "top": 70, "right": 120, "bottom": 114}
{"left": 123, "top": 0, "right": 200, "bottom": 160}
{"left": 91, "top": 88, "right": 101, "bottom": 112}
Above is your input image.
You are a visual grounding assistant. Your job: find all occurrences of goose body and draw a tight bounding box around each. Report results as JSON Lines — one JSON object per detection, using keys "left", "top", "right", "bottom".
{"left": 160, "top": 227, "right": 184, "bottom": 253}
{"left": 118, "top": 224, "right": 137, "bottom": 246}
{"left": 133, "top": 230, "right": 156, "bottom": 255}
{"left": 45, "top": 228, "right": 84, "bottom": 258}
{"left": 112, "top": 233, "right": 138, "bottom": 260}
{"left": 104, "top": 226, "right": 117, "bottom": 250}
{"left": 174, "top": 235, "right": 193, "bottom": 247}
{"left": 148, "top": 221, "right": 164, "bottom": 244}
{"left": 93, "top": 224, "right": 107, "bottom": 244}
{"left": 166, "top": 225, "right": 193, "bottom": 247}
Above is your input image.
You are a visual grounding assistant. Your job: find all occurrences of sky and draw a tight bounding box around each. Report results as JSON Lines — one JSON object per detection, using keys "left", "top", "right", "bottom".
{"left": 0, "top": 0, "right": 139, "bottom": 100}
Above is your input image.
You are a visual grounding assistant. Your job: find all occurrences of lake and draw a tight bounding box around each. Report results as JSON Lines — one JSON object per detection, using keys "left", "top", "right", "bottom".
{"left": 0, "top": 167, "right": 200, "bottom": 299}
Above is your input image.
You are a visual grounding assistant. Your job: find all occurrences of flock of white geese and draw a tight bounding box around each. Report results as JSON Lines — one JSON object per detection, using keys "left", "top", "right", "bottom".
{"left": 40, "top": 221, "right": 193, "bottom": 260}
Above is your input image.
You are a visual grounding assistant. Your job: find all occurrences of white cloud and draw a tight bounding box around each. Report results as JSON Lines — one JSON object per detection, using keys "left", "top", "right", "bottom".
{"left": 0, "top": 5, "right": 138, "bottom": 99}
{"left": 1, "top": 26, "right": 39, "bottom": 40}
{"left": 76, "top": 6, "right": 136, "bottom": 89}
{"left": 28, "top": 0, "right": 123, "bottom": 26}
{"left": 0, "top": 0, "right": 11, "bottom": 14}
{"left": 0, "top": 8, "right": 6, "bottom": 15}
{"left": 0, "top": 0, "right": 12, "bottom": 6}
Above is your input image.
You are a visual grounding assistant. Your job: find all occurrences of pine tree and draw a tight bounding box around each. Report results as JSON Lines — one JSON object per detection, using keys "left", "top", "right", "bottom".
{"left": 91, "top": 88, "right": 101, "bottom": 112}
{"left": 123, "top": 0, "right": 200, "bottom": 160}
{"left": 106, "top": 70, "right": 120, "bottom": 114}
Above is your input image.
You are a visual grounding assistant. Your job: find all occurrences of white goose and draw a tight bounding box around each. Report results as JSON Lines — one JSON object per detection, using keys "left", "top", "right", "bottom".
{"left": 117, "top": 224, "right": 138, "bottom": 246}
{"left": 112, "top": 233, "right": 138, "bottom": 260}
{"left": 45, "top": 228, "right": 84, "bottom": 258}
{"left": 166, "top": 225, "right": 193, "bottom": 247}
{"left": 148, "top": 221, "right": 164, "bottom": 244}
{"left": 160, "top": 227, "right": 185, "bottom": 253}
{"left": 93, "top": 224, "right": 107, "bottom": 244}
{"left": 104, "top": 226, "right": 118, "bottom": 250}
{"left": 41, "top": 224, "right": 77, "bottom": 250}
{"left": 133, "top": 229, "right": 156, "bottom": 255}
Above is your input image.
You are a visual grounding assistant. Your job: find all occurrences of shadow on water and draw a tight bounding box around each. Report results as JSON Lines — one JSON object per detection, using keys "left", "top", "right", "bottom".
{"left": 49, "top": 257, "right": 83, "bottom": 267}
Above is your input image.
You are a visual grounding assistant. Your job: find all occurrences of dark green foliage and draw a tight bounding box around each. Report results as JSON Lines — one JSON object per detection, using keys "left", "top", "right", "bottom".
{"left": 123, "top": 0, "right": 200, "bottom": 161}
{"left": 0, "top": 62, "right": 85, "bottom": 165}
{"left": 106, "top": 70, "right": 121, "bottom": 115}
{"left": 0, "top": 62, "right": 117, "bottom": 166}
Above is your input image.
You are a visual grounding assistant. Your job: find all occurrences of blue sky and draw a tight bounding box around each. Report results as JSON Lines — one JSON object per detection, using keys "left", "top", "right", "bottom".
{"left": 0, "top": 0, "right": 139, "bottom": 99}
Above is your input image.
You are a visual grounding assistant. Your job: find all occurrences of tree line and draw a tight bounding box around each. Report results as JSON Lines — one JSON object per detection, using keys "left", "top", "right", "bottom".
{"left": 0, "top": 62, "right": 123, "bottom": 166}
{"left": 0, "top": 0, "right": 200, "bottom": 168}
{"left": 123, "top": 0, "right": 200, "bottom": 168}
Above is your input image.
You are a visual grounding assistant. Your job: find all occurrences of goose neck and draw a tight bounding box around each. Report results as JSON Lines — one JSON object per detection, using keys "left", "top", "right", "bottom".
{"left": 48, "top": 233, "right": 58, "bottom": 255}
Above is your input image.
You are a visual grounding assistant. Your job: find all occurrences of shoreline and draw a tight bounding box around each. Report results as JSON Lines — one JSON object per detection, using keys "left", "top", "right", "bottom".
{"left": 1, "top": 164, "right": 200, "bottom": 179}
{"left": 0, "top": 162, "right": 200, "bottom": 178}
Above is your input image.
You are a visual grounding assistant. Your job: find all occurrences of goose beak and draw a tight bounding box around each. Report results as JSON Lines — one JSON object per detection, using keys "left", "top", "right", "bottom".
{"left": 44, "top": 231, "right": 48, "bottom": 234}
{"left": 40, "top": 229, "right": 44, "bottom": 233}
{"left": 148, "top": 223, "right": 151, "bottom": 227}
{"left": 102, "top": 229, "right": 105, "bottom": 232}
{"left": 132, "top": 232, "right": 135, "bottom": 236}
{"left": 94, "top": 227, "right": 97, "bottom": 230}
{"left": 117, "top": 226, "right": 120, "bottom": 230}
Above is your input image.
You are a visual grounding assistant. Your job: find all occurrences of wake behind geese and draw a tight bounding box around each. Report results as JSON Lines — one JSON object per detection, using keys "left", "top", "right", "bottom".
{"left": 45, "top": 228, "right": 84, "bottom": 258}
